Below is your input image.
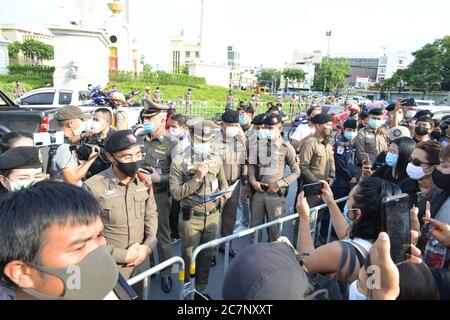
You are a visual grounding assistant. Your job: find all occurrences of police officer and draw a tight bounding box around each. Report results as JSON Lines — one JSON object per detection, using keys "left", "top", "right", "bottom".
{"left": 84, "top": 130, "right": 158, "bottom": 280}
{"left": 249, "top": 113, "right": 300, "bottom": 242}
{"left": 354, "top": 108, "right": 388, "bottom": 165}
{"left": 170, "top": 119, "right": 229, "bottom": 296}
{"left": 142, "top": 99, "right": 182, "bottom": 293}
{"left": 0, "top": 146, "right": 46, "bottom": 203}
{"left": 216, "top": 110, "right": 247, "bottom": 257}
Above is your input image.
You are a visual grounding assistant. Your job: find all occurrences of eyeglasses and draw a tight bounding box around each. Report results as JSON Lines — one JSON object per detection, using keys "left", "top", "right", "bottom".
{"left": 410, "top": 158, "right": 430, "bottom": 167}
{"left": 114, "top": 151, "right": 144, "bottom": 162}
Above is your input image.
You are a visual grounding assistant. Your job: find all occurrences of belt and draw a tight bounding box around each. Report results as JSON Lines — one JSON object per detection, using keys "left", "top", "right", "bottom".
{"left": 191, "top": 206, "right": 220, "bottom": 217}
{"left": 154, "top": 187, "right": 169, "bottom": 194}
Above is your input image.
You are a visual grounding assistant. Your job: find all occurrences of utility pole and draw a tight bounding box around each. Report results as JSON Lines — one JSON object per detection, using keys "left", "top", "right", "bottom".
{"left": 323, "top": 31, "right": 332, "bottom": 95}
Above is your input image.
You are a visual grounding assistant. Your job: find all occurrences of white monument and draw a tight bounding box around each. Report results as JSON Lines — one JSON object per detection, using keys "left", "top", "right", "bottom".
{"left": 50, "top": 0, "right": 111, "bottom": 89}
{"left": 188, "top": 0, "right": 230, "bottom": 88}
{"left": 0, "top": 32, "right": 9, "bottom": 75}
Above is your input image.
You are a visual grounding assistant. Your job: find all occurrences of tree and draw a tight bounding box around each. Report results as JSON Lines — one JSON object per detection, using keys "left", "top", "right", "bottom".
{"left": 282, "top": 68, "right": 306, "bottom": 91}
{"left": 313, "top": 58, "right": 351, "bottom": 93}
{"left": 21, "top": 39, "right": 54, "bottom": 65}
{"left": 8, "top": 41, "right": 22, "bottom": 61}
{"left": 257, "top": 68, "right": 282, "bottom": 92}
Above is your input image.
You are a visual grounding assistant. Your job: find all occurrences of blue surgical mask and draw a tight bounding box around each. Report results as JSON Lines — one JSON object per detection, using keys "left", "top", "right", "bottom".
{"left": 344, "top": 131, "right": 357, "bottom": 141}
{"left": 385, "top": 152, "right": 399, "bottom": 168}
{"left": 343, "top": 202, "right": 354, "bottom": 225}
{"left": 256, "top": 129, "right": 266, "bottom": 139}
{"left": 226, "top": 127, "right": 239, "bottom": 138}
{"left": 266, "top": 129, "right": 278, "bottom": 140}
{"left": 193, "top": 143, "right": 211, "bottom": 155}
{"left": 240, "top": 117, "right": 247, "bottom": 126}
{"left": 7, "top": 178, "right": 42, "bottom": 192}
{"left": 143, "top": 122, "right": 156, "bottom": 134}
{"left": 406, "top": 110, "right": 416, "bottom": 119}
{"left": 368, "top": 119, "right": 383, "bottom": 129}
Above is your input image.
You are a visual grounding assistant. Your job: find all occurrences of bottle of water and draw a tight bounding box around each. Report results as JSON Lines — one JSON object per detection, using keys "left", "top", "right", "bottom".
{"left": 425, "top": 237, "right": 448, "bottom": 269}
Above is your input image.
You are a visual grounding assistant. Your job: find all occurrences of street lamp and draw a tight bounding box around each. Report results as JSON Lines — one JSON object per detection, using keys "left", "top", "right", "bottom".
{"left": 323, "top": 31, "right": 332, "bottom": 95}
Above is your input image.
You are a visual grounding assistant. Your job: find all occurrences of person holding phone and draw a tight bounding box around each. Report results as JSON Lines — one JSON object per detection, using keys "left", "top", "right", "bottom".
{"left": 391, "top": 98, "right": 417, "bottom": 134}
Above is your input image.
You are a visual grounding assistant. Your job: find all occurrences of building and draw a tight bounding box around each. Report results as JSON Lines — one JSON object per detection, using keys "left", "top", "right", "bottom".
{"left": 281, "top": 50, "right": 323, "bottom": 90}
{"left": 347, "top": 57, "right": 379, "bottom": 84}
{"left": 0, "top": 33, "right": 8, "bottom": 75}
{"left": 169, "top": 35, "right": 200, "bottom": 74}
{"left": 1, "top": 24, "right": 54, "bottom": 66}
{"left": 377, "top": 51, "right": 412, "bottom": 82}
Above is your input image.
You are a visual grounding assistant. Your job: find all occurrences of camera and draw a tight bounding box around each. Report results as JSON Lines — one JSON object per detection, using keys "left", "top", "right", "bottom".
{"left": 33, "top": 131, "right": 64, "bottom": 147}
{"left": 75, "top": 143, "right": 96, "bottom": 161}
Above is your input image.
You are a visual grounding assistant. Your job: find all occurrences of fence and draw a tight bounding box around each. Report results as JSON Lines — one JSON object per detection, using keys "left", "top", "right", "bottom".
{"left": 127, "top": 256, "right": 185, "bottom": 300}
{"left": 184, "top": 197, "right": 349, "bottom": 300}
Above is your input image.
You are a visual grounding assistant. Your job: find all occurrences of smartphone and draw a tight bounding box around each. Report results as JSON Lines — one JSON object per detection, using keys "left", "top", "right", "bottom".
{"left": 303, "top": 182, "right": 323, "bottom": 197}
{"left": 381, "top": 194, "right": 411, "bottom": 264}
{"left": 416, "top": 192, "right": 427, "bottom": 220}
{"left": 401, "top": 98, "right": 416, "bottom": 107}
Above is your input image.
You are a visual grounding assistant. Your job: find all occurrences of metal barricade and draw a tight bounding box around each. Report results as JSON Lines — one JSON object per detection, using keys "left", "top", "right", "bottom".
{"left": 184, "top": 197, "right": 349, "bottom": 299}
{"left": 127, "top": 256, "right": 185, "bottom": 300}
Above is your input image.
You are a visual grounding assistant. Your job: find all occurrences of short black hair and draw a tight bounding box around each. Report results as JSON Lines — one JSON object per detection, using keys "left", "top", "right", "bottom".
{"left": 95, "top": 108, "right": 113, "bottom": 124}
{"left": 359, "top": 111, "right": 369, "bottom": 119}
{"left": 171, "top": 114, "right": 187, "bottom": 127}
{"left": 416, "top": 116, "right": 435, "bottom": 128}
{"left": 0, "top": 181, "right": 101, "bottom": 287}
{"left": 306, "top": 106, "right": 322, "bottom": 117}
{"left": 0, "top": 132, "right": 33, "bottom": 153}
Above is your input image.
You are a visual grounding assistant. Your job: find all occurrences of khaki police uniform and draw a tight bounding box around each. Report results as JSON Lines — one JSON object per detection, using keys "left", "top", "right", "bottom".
{"left": 84, "top": 167, "right": 158, "bottom": 279}
{"left": 248, "top": 137, "right": 300, "bottom": 242}
{"left": 354, "top": 126, "right": 388, "bottom": 165}
{"left": 143, "top": 134, "right": 182, "bottom": 276}
{"left": 169, "top": 120, "right": 229, "bottom": 293}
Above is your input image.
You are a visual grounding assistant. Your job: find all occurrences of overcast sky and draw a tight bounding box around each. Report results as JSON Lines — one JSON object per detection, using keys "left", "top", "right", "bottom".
{"left": 1, "top": 0, "right": 449, "bottom": 70}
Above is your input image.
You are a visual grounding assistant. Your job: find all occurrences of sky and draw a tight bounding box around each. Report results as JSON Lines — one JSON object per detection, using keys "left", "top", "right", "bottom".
{"left": 0, "top": 0, "right": 449, "bottom": 71}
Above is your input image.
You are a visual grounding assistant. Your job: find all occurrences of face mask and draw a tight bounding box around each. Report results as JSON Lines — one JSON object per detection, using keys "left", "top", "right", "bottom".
{"left": 407, "top": 163, "right": 426, "bottom": 180}
{"left": 170, "top": 127, "right": 182, "bottom": 138}
{"left": 266, "top": 129, "right": 278, "bottom": 141}
{"left": 322, "top": 127, "right": 333, "bottom": 137}
{"left": 226, "top": 127, "right": 239, "bottom": 138}
{"left": 6, "top": 178, "right": 41, "bottom": 192}
{"left": 143, "top": 122, "right": 156, "bottom": 134}
{"left": 406, "top": 110, "right": 416, "bottom": 119}
{"left": 415, "top": 127, "right": 430, "bottom": 136}
{"left": 368, "top": 119, "right": 383, "bottom": 129}
{"left": 72, "top": 126, "right": 83, "bottom": 137}
{"left": 23, "top": 245, "right": 118, "bottom": 300}
{"left": 343, "top": 202, "right": 355, "bottom": 225}
{"left": 114, "top": 159, "right": 143, "bottom": 177}
{"left": 432, "top": 169, "right": 450, "bottom": 192}
{"left": 256, "top": 129, "right": 266, "bottom": 140}
{"left": 344, "top": 131, "right": 356, "bottom": 141}
{"left": 193, "top": 143, "right": 211, "bottom": 155}
{"left": 385, "top": 152, "right": 399, "bottom": 168}
{"left": 240, "top": 117, "right": 247, "bottom": 126}
{"left": 90, "top": 121, "right": 104, "bottom": 134}
{"left": 397, "top": 113, "right": 404, "bottom": 123}
{"left": 431, "top": 131, "right": 442, "bottom": 141}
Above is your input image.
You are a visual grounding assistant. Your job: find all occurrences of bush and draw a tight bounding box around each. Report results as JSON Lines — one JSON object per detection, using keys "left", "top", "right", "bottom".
{"left": 109, "top": 68, "right": 206, "bottom": 87}
{"left": 8, "top": 64, "right": 55, "bottom": 78}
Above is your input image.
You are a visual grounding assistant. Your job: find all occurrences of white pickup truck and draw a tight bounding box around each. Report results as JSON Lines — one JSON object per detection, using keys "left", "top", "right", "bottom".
{"left": 15, "top": 87, "right": 143, "bottom": 129}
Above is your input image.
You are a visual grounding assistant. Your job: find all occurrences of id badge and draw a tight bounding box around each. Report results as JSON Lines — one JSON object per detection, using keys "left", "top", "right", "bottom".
{"left": 211, "top": 179, "right": 219, "bottom": 191}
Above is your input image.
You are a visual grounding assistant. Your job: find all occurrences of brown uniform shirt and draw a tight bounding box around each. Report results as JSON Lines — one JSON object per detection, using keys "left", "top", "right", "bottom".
{"left": 249, "top": 138, "right": 300, "bottom": 188}
{"left": 354, "top": 126, "right": 388, "bottom": 165}
{"left": 214, "top": 133, "right": 248, "bottom": 184}
{"left": 170, "top": 148, "right": 229, "bottom": 212}
{"left": 298, "top": 133, "right": 335, "bottom": 184}
{"left": 84, "top": 168, "right": 158, "bottom": 264}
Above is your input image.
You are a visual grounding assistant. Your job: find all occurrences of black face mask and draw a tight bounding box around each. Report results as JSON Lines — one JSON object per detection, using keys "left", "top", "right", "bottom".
{"left": 431, "top": 131, "right": 442, "bottom": 141}
{"left": 415, "top": 127, "right": 430, "bottom": 136}
{"left": 115, "top": 160, "right": 143, "bottom": 177}
{"left": 432, "top": 169, "right": 450, "bottom": 192}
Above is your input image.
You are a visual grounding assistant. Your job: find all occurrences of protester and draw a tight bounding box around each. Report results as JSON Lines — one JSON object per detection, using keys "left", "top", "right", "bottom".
{"left": 413, "top": 116, "right": 434, "bottom": 143}
{"left": 291, "top": 106, "right": 322, "bottom": 151}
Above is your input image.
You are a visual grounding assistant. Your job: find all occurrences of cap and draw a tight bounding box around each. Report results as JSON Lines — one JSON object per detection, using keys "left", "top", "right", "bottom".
{"left": 343, "top": 118, "right": 358, "bottom": 129}
{"left": 385, "top": 103, "right": 396, "bottom": 112}
{"left": 369, "top": 108, "right": 383, "bottom": 116}
{"left": 251, "top": 114, "right": 267, "bottom": 126}
{"left": 141, "top": 99, "right": 169, "bottom": 118}
{"left": 54, "top": 105, "right": 90, "bottom": 121}
{"left": 414, "top": 110, "right": 434, "bottom": 119}
{"left": 0, "top": 147, "right": 43, "bottom": 170}
{"left": 221, "top": 110, "right": 240, "bottom": 124}
{"left": 222, "top": 242, "right": 309, "bottom": 300}
{"left": 389, "top": 126, "right": 411, "bottom": 141}
{"left": 104, "top": 130, "right": 139, "bottom": 153}
{"left": 109, "top": 92, "right": 127, "bottom": 104}
{"left": 262, "top": 114, "right": 283, "bottom": 126}
{"left": 188, "top": 119, "right": 216, "bottom": 142}
{"left": 311, "top": 113, "right": 334, "bottom": 124}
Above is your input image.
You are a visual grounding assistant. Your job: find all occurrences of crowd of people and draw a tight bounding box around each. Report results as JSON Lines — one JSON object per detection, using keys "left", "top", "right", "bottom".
{"left": 0, "top": 90, "right": 450, "bottom": 301}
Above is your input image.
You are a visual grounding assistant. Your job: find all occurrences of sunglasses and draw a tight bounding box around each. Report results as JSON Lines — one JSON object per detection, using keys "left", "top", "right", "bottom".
{"left": 409, "top": 158, "right": 430, "bottom": 167}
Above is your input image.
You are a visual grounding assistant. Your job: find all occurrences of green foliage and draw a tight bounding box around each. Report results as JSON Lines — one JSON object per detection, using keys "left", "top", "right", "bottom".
{"left": 282, "top": 68, "right": 306, "bottom": 83}
{"left": 8, "top": 64, "right": 55, "bottom": 78}
{"left": 313, "top": 58, "right": 351, "bottom": 92}
{"left": 257, "top": 68, "right": 282, "bottom": 89}
{"left": 19, "top": 39, "right": 54, "bottom": 65}
{"left": 8, "top": 41, "right": 21, "bottom": 60}
{"left": 0, "top": 74, "right": 52, "bottom": 94}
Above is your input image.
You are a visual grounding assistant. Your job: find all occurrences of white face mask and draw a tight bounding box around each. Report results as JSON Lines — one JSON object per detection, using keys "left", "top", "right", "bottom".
{"left": 72, "top": 120, "right": 83, "bottom": 137}
{"left": 90, "top": 121, "right": 104, "bottom": 134}
{"left": 226, "top": 127, "right": 239, "bottom": 138}
{"left": 170, "top": 127, "right": 182, "bottom": 138}
{"left": 6, "top": 178, "right": 42, "bottom": 192}
{"left": 406, "top": 163, "right": 426, "bottom": 180}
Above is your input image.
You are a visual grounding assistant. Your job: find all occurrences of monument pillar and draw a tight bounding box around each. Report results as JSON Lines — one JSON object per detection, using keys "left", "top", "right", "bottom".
{"left": 0, "top": 33, "right": 9, "bottom": 75}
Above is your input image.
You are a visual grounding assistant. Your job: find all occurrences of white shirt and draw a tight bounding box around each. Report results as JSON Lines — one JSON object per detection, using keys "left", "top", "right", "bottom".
{"left": 291, "top": 124, "right": 314, "bottom": 142}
